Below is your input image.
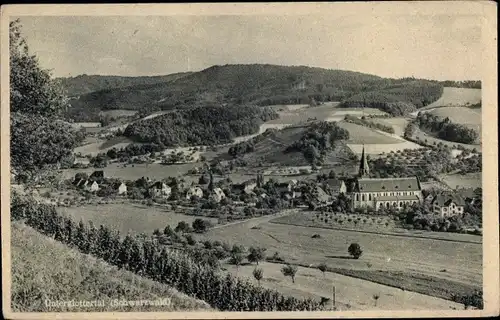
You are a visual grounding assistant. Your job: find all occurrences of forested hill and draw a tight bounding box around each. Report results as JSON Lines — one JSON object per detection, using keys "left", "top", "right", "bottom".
{"left": 339, "top": 80, "right": 444, "bottom": 116}
{"left": 123, "top": 104, "right": 278, "bottom": 147}
{"left": 57, "top": 72, "right": 192, "bottom": 97}
{"left": 63, "top": 64, "right": 446, "bottom": 122}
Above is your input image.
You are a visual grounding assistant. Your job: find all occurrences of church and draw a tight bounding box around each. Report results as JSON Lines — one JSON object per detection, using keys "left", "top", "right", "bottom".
{"left": 351, "top": 147, "right": 423, "bottom": 211}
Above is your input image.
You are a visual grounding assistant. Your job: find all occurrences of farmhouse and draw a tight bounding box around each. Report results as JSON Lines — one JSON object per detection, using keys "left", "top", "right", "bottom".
{"left": 324, "top": 179, "right": 347, "bottom": 195}
{"left": 232, "top": 179, "right": 258, "bottom": 195}
{"left": 431, "top": 194, "right": 465, "bottom": 217}
{"left": 351, "top": 147, "right": 423, "bottom": 210}
{"left": 149, "top": 181, "right": 172, "bottom": 199}
{"left": 186, "top": 186, "right": 204, "bottom": 200}
{"left": 78, "top": 179, "right": 99, "bottom": 192}
{"left": 114, "top": 182, "right": 128, "bottom": 195}
{"left": 209, "top": 187, "right": 226, "bottom": 203}
{"left": 313, "top": 186, "right": 330, "bottom": 204}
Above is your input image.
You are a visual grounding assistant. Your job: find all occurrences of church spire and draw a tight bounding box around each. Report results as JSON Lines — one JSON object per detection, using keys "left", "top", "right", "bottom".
{"left": 358, "top": 146, "right": 370, "bottom": 177}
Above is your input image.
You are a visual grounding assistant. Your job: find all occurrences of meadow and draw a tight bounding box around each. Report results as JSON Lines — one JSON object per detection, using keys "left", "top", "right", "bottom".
{"left": 223, "top": 261, "right": 463, "bottom": 310}
{"left": 194, "top": 211, "right": 482, "bottom": 294}
{"left": 336, "top": 122, "right": 402, "bottom": 144}
{"left": 428, "top": 107, "right": 482, "bottom": 134}
{"left": 11, "top": 222, "right": 212, "bottom": 312}
{"left": 439, "top": 172, "right": 482, "bottom": 189}
{"left": 74, "top": 136, "right": 136, "bottom": 157}
{"left": 412, "top": 126, "right": 481, "bottom": 151}
{"left": 60, "top": 162, "right": 199, "bottom": 181}
{"left": 57, "top": 203, "right": 218, "bottom": 235}
{"left": 100, "top": 109, "right": 138, "bottom": 118}
{"left": 417, "top": 87, "right": 481, "bottom": 111}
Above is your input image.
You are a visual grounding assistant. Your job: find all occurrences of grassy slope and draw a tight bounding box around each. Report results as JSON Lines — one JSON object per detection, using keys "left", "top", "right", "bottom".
{"left": 10, "top": 222, "right": 212, "bottom": 312}
{"left": 428, "top": 107, "right": 481, "bottom": 133}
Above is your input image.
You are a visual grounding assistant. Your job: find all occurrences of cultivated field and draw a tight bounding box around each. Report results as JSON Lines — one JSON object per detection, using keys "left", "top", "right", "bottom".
{"left": 11, "top": 222, "right": 212, "bottom": 312}
{"left": 439, "top": 172, "right": 482, "bottom": 189}
{"left": 57, "top": 203, "right": 218, "bottom": 235}
{"left": 195, "top": 211, "right": 482, "bottom": 295}
{"left": 418, "top": 87, "right": 482, "bottom": 111}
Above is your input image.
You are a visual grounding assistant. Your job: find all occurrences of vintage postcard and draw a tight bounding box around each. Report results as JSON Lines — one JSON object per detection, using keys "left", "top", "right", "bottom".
{"left": 1, "top": 2, "right": 498, "bottom": 319}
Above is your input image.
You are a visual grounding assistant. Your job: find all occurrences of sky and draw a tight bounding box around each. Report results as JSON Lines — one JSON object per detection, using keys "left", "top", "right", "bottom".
{"left": 15, "top": 12, "right": 483, "bottom": 81}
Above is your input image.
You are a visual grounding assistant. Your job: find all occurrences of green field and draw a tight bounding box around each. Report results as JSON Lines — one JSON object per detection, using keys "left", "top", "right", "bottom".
{"left": 11, "top": 222, "right": 211, "bottom": 312}
{"left": 412, "top": 126, "right": 481, "bottom": 151}
{"left": 369, "top": 117, "right": 410, "bottom": 137}
{"left": 266, "top": 103, "right": 386, "bottom": 126}
{"left": 419, "top": 87, "right": 481, "bottom": 110}
{"left": 439, "top": 172, "right": 482, "bottom": 189}
{"left": 60, "top": 162, "right": 199, "bottom": 181}
{"left": 74, "top": 136, "right": 136, "bottom": 157}
{"left": 337, "top": 122, "right": 402, "bottom": 144}
{"left": 194, "top": 211, "right": 482, "bottom": 292}
{"left": 57, "top": 204, "right": 218, "bottom": 235}
{"left": 100, "top": 109, "right": 138, "bottom": 118}
{"left": 428, "top": 107, "right": 481, "bottom": 134}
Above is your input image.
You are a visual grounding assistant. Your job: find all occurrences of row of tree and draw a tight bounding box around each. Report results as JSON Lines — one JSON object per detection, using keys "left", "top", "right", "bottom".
{"left": 11, "top": 193, "right": 322, "bottom": 311}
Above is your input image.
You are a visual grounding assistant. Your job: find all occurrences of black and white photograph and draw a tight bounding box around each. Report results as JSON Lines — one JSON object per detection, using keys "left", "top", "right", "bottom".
{"left": 1, "top": 2, "right": 498, "bottom": 319}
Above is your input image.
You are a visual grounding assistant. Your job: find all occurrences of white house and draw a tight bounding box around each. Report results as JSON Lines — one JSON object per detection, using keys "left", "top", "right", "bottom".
{"left": 84, "top": 180, "right": 99, "bottom": 192}
{"left": 115, "top": 182, "right": 127, "bottom": 195}
{"left": 186, "top": 186, "right": 204, "bottom": 200}
{"left": 209, "top": 187, "right": 226, "bottom": 203}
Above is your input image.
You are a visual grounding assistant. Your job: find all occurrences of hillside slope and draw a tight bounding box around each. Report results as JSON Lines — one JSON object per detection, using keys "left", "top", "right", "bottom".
{"left": 64, "top": 64, "right": 443, "bottom": 122}
{"left": 11, "top": 221, "right": 212, "bottom": 312}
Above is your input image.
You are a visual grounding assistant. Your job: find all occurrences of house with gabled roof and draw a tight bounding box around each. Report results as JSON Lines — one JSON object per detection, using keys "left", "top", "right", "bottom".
{"left": 114, "top": 182, "right": 128, "bottom": 195}
{"left": 431, "top": 194, "right": 466, "bottom": 217}
{"left": 186, "top": 186, "right": 203, "bottom": 200}
{"left": 149, "top": 181, "right": 172, "bottom": 199}
{"left": 324, "top": 179, "right": 347, "bottom": 195}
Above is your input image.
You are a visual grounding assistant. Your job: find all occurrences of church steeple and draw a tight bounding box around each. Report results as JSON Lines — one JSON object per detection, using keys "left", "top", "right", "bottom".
{"left": 358, "top": 146, "right": 370, "bottom": 177}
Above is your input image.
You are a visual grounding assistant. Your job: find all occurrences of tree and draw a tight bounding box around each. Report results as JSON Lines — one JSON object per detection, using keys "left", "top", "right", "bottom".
{"left": 253, "top": 268, "right": 264, "bottom": 286}
{"left": 348, "top": 243, "right": 363, "bottom": 259}
{"left": 372, "top": 294, "right": 380, "bottom": 307}
{"left": 281, "top": 264, "right": 298, "bottom": 283}
{"left": 318, "top": 263, "right": 328, "bottom": 277}
{"left": 247, "top": 247, "right": 266, "bottom": 265}
{"left": 175, "top": 221, "right": 192, "bottom": 233}
{"left": 10, "top": 19, "right": 77, "bottom": 179}
{"left": 192, "top": 218, "right": 212, "bottom": 233}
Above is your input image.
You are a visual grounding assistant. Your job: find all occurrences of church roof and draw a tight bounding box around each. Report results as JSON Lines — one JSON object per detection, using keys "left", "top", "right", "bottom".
{"left": 375, "top": 195, "right": 420, "bottom": 201}
{"left": 355, "top": 177, "right": 421, "bottom": 192}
